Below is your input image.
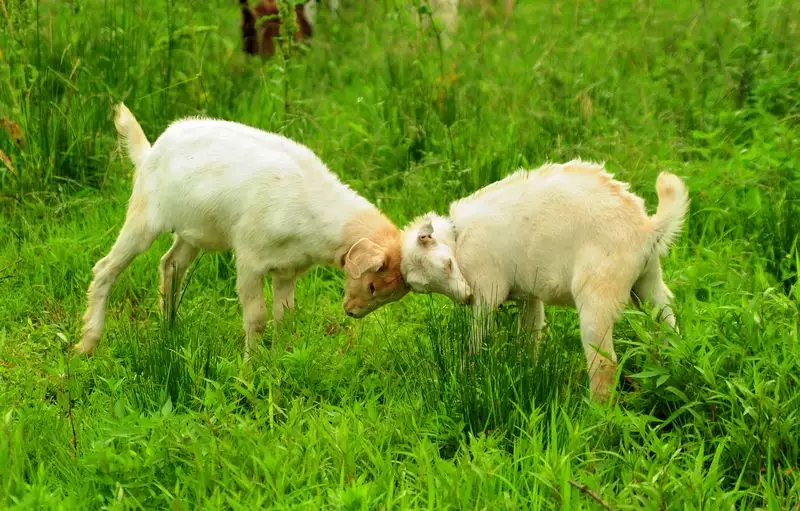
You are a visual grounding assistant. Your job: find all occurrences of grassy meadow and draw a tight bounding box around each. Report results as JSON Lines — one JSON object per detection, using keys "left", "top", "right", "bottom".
{"left": 2, "top": 0, "right": 800, "bottom": 508}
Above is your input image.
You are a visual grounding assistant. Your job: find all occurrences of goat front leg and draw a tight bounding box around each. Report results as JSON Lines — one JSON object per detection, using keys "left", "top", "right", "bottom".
{"left": 236, "top": 263, "right": 266, "bottom": 361}
{"left": 468, "top": 302, "right": 493, "bottom": 356}
{"left": 518, "top": 296, "right": 545, "bottom": 342}
{"left": 271, "top": 271, "right": 297, "bottom": 324}
{"left": 466, "top": 284, "right": 507, "bottom": 356}
{"left": 269, "top": 271, "right": 298, "bottom": 351}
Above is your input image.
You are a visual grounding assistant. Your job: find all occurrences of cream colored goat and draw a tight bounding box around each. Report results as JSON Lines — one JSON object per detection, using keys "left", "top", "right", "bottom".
{"left": 76, "top": 104, "right": 408, "bottom": 359}
{"left": 401, "top": 160, "right": 689, "bottom": 401}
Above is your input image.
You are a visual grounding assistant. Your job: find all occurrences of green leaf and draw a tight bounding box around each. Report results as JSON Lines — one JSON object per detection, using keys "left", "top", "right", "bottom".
{"left": 161, "top": 397, "right": 173, "bottom": 417}
{"left": 114, "top": 399, "right": 126, "bottom": 419}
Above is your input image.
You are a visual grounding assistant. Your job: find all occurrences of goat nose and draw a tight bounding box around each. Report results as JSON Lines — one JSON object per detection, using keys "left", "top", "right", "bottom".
{"left": 346, "top": 311, "right": 356, "bottom": 318}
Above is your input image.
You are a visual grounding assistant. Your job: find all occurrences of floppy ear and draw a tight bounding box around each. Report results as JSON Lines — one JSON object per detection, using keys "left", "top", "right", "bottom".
{"left": 417, "top": 220, "right": 434, "bottom": 247}
{"left": 344, "top": 238, "right": 386, "bottom": 278}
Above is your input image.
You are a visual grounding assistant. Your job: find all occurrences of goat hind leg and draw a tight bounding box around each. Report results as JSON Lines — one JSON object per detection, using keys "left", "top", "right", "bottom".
{"left": 77, "top": 213, "right": 158, "bottom": 355}
{"left": 576, "top": 295, "right": 623, "bottom": 403}
{"left": 632, "top": 261, "right": 678, "bottom": 334}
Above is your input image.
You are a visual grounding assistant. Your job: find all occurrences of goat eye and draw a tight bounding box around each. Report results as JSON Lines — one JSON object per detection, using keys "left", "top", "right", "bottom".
{"left": 445, "top": 259, "right": 453, "bottom": 273}
{"left": 369, "top": 283, "right": 376, "bottom": 295}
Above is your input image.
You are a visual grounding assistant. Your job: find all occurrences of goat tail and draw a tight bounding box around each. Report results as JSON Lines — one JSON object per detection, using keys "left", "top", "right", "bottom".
{"left": 114, "top": 103, "right": 151, "bottom": 171}
{"left": 648, "top": 172, "right": 689, "bottom": 257}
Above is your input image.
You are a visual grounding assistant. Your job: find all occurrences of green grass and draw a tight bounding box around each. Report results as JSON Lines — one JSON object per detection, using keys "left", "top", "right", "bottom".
{"left": 2, "top": 0, "right": 800, "bottom": 508}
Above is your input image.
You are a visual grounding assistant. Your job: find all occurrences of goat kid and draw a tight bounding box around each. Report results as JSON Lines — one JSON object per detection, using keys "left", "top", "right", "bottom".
{"left": 401, "top": 160, "right": 689, "bottom": 402}
{"left": 76, "top": 104, "right": 408, "bottom": 359}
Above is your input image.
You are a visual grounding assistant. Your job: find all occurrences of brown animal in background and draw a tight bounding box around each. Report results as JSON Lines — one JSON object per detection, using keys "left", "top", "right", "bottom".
{"left": 240, "top": 0, "right": 313, "bottom": 58}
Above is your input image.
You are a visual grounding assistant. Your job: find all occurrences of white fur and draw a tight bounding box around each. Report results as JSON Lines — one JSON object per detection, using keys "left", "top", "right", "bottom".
{"left": 304, "top": 0, "right": 340, "bottom": 28}
{"left": 401, "top": 160, "right": 689, "bottom": 402}
{"left": 414, "top": 0, "right": 459, "bottom": 48}
{"left": 76, "top": 104, "right": 407, "bottom": 359}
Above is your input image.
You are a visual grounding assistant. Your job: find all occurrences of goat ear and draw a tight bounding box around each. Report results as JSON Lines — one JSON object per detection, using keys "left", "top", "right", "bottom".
{"left": 417, "top": 220, "right": 434, "bottom": 246}
{"left": 344, "top": 238, "right": 385, "bottom": 279}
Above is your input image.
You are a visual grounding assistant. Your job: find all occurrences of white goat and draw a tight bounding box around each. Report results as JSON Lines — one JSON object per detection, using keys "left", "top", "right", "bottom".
{"left": 76, "top": 104, "right": 408, "bottom": 359}
{"left": 401, "top": 160, "right": 689, "bottom": 401}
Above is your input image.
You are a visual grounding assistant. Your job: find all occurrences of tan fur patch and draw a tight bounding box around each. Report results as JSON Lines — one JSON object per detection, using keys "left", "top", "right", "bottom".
{"left": 340, "top": 210, "right": 398, "bottom": 253}
{"left": 560, "top": 159, "right": 645, "bottom": 211}
{"left": 0, "top": 118, "right": 23, "bottom": 148}
{"left": 452, "top": 160, "right": 649, "bottom": 224}
{"left": 340, "top": 209, "right": 407, "bottom": 314}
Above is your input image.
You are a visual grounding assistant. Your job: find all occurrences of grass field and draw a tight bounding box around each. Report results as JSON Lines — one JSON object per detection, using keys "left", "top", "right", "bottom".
{"left": 2, "top": 0, "right": 800, "bottom": 508}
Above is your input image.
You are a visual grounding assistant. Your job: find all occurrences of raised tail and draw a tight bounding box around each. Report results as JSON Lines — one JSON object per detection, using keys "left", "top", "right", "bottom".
{"left": 114, "top": 103, "right": 151, "bottom": 170}
{"left": 648, "top": 172, "right": 689, "bottom": 256}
